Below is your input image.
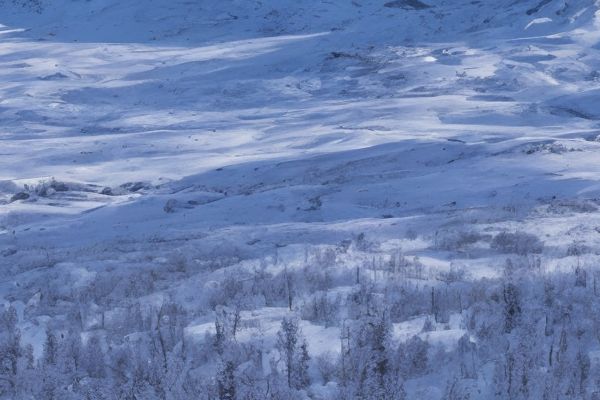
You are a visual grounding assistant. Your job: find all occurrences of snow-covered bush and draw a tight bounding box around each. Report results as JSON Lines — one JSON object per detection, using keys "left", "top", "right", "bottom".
{"left": 315, "top": 352, "right": 338, "bottom": 384}
{"left": 435, "top": 230, "right": 485, "bottom": 251}
{"left": 491, "top": 231, "right": 543, "bottom": 255}
{"left": 300, "top": 292, "right": 341, "bottom": 327}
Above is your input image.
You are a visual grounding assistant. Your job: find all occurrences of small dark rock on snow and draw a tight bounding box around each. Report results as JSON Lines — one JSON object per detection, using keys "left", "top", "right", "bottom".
{"left": 10, "top": 192, "right": 30, "bottom": 202}
{"left": 384, "top": 0, "right": 431, "bottom": 10}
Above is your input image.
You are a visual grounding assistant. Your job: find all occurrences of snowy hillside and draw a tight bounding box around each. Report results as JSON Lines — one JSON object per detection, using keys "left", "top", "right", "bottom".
{"left": 1, "top": 0, "right": 600, "bottom": 398}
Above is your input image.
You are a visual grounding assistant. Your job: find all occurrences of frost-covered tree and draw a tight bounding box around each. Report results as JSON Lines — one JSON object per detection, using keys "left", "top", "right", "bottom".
{"left": 276, "top": 317, "right": 308, "bottom": 390}
{"left": 342, "top": 310, "right": 405, "bottom": 400}
{"left": 84, "top": 335, "right": 106, "bottom": 379}
{"left": 502, "top": 281, "right": 521, "bottom": 333}
{"left": 0, "top": 306, "right": 21, "bottom": 396}
{"left": 42, "top": 328, "right": 58, "bottom": 368}
{"left": 217, "top": 360, "right": 236, "bottom": 400}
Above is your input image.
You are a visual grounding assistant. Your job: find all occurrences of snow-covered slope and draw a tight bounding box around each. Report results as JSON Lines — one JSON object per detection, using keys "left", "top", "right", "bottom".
{"left": 1, "top": 0, "right": 599, "bottom": 248}
{"left": 1, "top": 0, "right": 600, "bottom": 398}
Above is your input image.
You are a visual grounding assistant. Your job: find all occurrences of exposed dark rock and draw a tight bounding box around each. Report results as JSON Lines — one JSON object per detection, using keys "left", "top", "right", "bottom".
{"left": 384, "top": 0, "right": 431, "bottom": 10}
{"left": 10, "top": 192, "right": 30, "bottom": 202}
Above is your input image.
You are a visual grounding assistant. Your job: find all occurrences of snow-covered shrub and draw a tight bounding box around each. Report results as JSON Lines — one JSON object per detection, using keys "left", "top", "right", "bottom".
{"left": 435, "top": 230, "right": 485, "bottom": 251}
{"left": 301, "top": 292, "right": 341, "bottom": 327}
{"left": 567, "top": 241, "right": 591, "bottom": 257}
{"left": 312, "top": 247, "right": 337, "bottom": 268}
{"left": 421, "top": 316, "right": 435, "bottom": 333}
{"left": 437, "top": 264, "right": 469, "bottom": 283}
{"left": 385, "top": 283, "right": 431, "bottom": 322}
{"left": 208, "top": 272, "right": 247, "bottom": 309}
{"left": 315, "top": 352, "right": 339, "bottom": 384}
{"left": 302, "top": 264, "right": 334, "bottom": 292}
{"left": 352, "top": 232, "right": 379, "bottom": 252}
{"left": 548, "top": 199, "right": 598, "bottom": 214}
{"left": 398, "top": 336, "right": 430, "bottom": 378}
{"left": 491, "top": 231, "right": 543, "bottom": 255}
{"left": 405, "top": 228, "right": 418, "bottom": 240}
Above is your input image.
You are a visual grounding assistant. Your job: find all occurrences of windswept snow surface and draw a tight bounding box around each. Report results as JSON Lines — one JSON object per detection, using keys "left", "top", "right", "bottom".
{"left": 2, "top": 0, "right": 600, "bottom": 398}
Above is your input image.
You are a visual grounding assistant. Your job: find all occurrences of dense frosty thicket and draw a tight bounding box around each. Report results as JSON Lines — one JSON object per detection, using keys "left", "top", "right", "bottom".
{"left": 2, "top": 0, "right": 600, "bottom": 399}
{"left": 4, "top": 242, "right": 600, "bottom": 399}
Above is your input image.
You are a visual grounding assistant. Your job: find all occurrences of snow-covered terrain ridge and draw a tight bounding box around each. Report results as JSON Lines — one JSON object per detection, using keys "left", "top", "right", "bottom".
{"left": 1, "top": 0, "right": 600, "bottom": 398}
